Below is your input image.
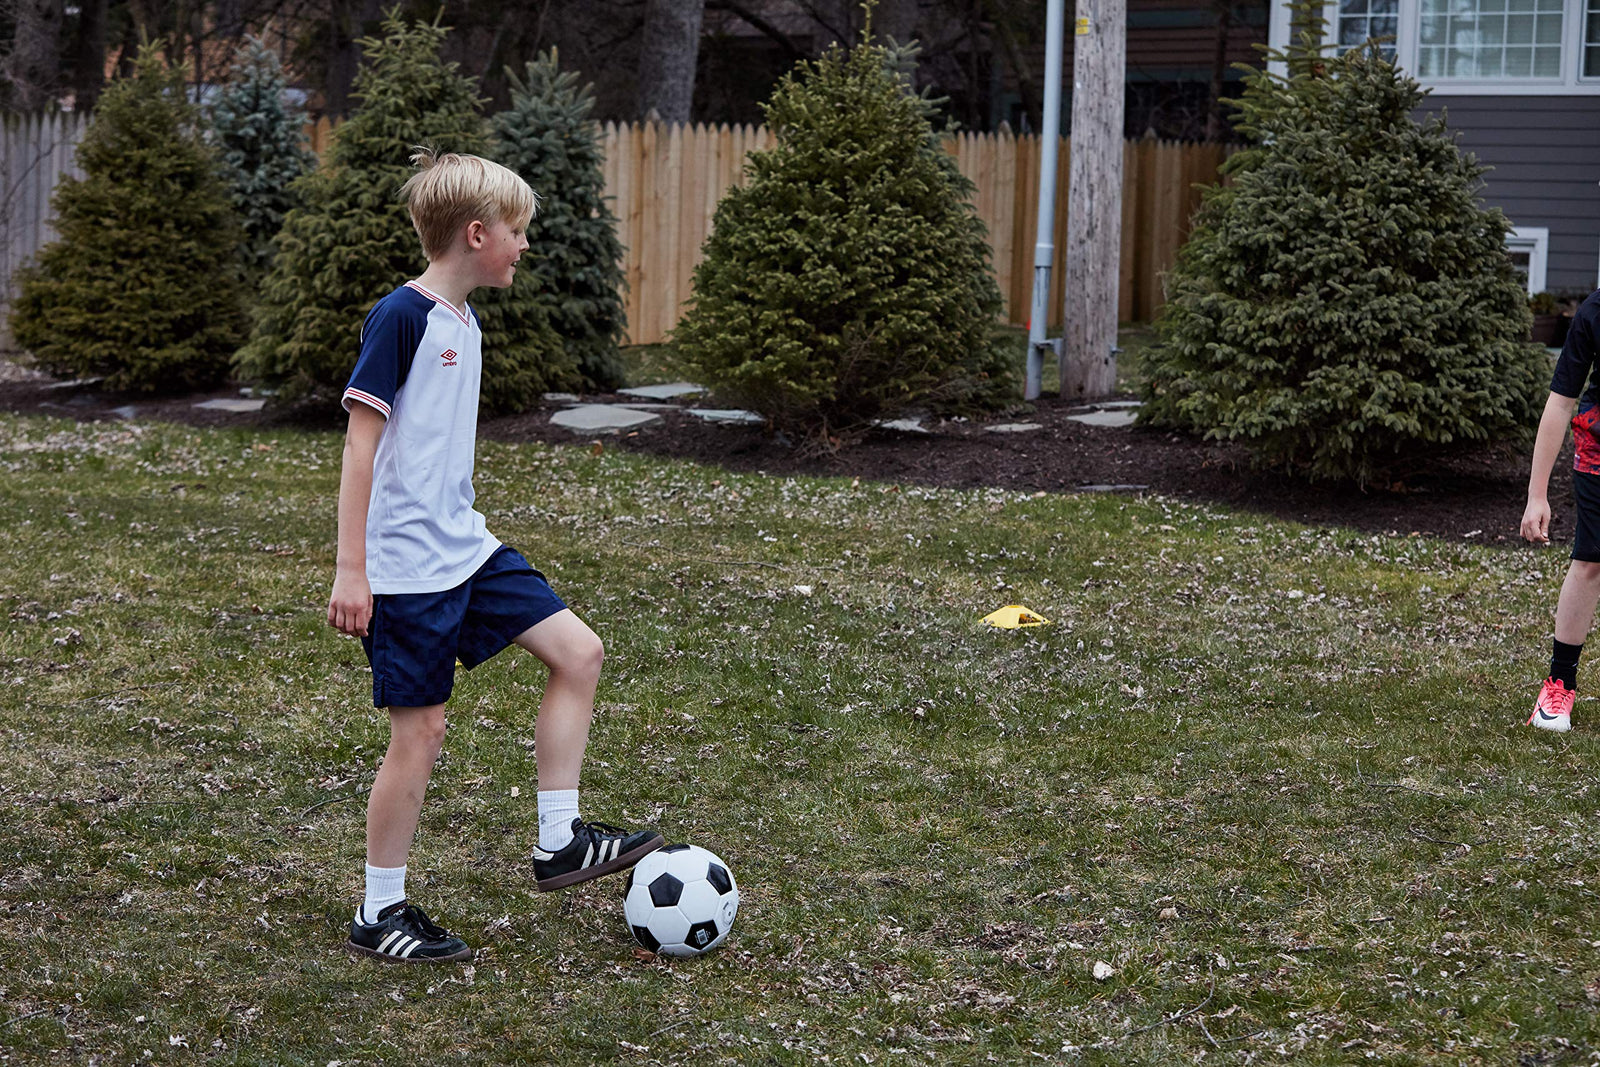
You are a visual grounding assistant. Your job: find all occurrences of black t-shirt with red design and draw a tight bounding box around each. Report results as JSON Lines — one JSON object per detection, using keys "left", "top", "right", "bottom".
{"left": 1549, "top": 289, "right": 1600, "bottom": 474}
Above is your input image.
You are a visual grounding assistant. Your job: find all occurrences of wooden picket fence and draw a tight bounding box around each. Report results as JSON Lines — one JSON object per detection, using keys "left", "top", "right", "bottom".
{"left": 1, "top": 111, "right": 88, "bottom": 347}
{"left": 2, "top": 111, "right": 1230, "bottom": 349}
{"left": 601, "top": 121, "right": 1229, "bottom": 342}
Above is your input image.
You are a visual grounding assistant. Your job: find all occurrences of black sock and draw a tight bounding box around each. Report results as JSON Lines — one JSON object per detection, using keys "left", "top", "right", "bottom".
{"left": 1551, "top": 639, "right": 1584, "bottom": 691}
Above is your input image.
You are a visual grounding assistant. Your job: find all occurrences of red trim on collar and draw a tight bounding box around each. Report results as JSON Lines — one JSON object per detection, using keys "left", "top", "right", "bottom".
{"left": 404, "top": 281, "right": 472, "bottom": 327}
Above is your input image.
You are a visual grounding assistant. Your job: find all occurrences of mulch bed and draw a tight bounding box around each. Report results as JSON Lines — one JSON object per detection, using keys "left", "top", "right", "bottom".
{"left": 0, "top": 369, "right": 1562, "bottom": 547}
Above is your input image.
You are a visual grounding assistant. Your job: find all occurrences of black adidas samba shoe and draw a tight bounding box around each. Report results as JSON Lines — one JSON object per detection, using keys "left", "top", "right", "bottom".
{"left": 534, "top": 817, "right": 665, "bottom": 892}
{"left": 347, "top": 900, "right": 473, "bottom": 963}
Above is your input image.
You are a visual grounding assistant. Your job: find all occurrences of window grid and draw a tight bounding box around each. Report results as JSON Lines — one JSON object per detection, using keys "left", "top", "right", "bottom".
{"left": 1337, "top": 0, "right": 1400, "bottom": 59}
{"left": 1417, "top": 0, "right": 1565, "bottom": 79}
{"left": 1586, "top": 0, "right": 1600, "bottom": 77}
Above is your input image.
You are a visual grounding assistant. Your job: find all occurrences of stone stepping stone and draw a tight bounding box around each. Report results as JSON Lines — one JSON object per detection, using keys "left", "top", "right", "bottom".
{"left": 110, "top": 405, "right": 139, "bottom": 420}
{"left": 1097, "top": 400, "right": 1142, "bottom": 410}
{"left": 543, "top": 392, "right": 580, "bottom": 403}
{"left": 1077, "top": 483, "right": 1150, "bottom": 492}
{"left": 550, "top": 404, "right": 661, "bottom": 432}
{"left": 1066, "top": 409, "right": 1137, "bottom": 428}
{"left": 618, "top": 382, "right": 705, "bottom": 400}
{"left": 42, "top": 376, "right": 104, "bottom": 390}
{"left": 614, "top": 402, "right": 681, "bottom": 411}
{"left": 689, "top": 408, "right": 763, "bottom": 425}
{"left": 877, "top": 417, "right": 928, "bottom": 434}
{"left": 193, "top": 398, "right": 266, "bottom": 413}
{"left": 987, "top": 422, "right": 1043, "bottom": 433}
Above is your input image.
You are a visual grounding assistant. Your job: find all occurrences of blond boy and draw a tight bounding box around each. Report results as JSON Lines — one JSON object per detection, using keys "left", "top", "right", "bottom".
{"left": 330, "top": 149, "right": 662, "bottom": 963}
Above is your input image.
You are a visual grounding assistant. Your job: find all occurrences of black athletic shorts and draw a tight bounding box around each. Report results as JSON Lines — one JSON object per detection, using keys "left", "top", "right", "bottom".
{"left": 1573, "top": 470, "right": 1600, "bottom": 562}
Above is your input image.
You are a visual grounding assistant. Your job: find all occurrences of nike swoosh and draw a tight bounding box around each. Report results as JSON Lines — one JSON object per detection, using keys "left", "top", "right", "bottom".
{"left": 1537, "top": 709, "right": 1566, "bottom": 721}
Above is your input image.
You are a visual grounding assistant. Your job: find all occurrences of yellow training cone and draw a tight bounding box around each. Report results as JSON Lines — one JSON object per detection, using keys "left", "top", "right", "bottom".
{"left": 981, "top": 604, "right": 1051, "bottom": 629}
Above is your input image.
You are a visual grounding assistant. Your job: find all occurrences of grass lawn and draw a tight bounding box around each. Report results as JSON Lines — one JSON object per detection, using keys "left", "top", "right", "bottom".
{"left": 2, "top": 413, "right": 1598, "bottom": 1065}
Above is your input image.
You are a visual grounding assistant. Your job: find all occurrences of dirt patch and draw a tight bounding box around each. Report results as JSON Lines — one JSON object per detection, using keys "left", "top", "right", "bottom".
{"left": 0, "top": 368, "right": 1561, "bottom": 546}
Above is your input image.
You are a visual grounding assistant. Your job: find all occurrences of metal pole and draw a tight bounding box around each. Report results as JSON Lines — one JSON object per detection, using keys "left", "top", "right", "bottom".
{"left": 1025, "top": 0, "right": 1066, "bottom": 401}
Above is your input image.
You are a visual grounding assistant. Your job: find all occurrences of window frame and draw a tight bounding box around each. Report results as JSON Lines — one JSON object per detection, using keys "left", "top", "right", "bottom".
{"left": 1267, "top": 0, "right": 1600, "bottom": 93}
{"left": 1507, "top": 227, "right": 1550, "bottom": 295}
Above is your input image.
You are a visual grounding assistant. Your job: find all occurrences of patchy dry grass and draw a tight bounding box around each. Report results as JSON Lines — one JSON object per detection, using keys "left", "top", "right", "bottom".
{"left": 1, "top": 413, "right": 1597, "bottom": 1065}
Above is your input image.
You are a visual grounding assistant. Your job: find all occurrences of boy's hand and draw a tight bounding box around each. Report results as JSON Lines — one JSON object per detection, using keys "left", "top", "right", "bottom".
{"left": 329, "top": 570, "right": 373, "bottom": 636}
{"left": 1521, "top": 497, "right": 1552, "bottom": 544}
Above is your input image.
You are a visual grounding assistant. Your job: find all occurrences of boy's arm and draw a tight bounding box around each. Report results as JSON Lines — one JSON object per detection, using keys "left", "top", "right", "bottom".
{"left": 1522, "top": 391, "right": 1577, "bottom": 544}
{"left": 328, "top": 404, "right": 386, "bottom": 635}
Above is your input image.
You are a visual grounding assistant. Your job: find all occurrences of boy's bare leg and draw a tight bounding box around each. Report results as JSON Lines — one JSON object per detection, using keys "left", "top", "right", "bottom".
{"left": 1554, "top": 561, "right": 1600, "bottom": 645}
{"left": 514, "top": 608, "right": 662, "bottom": 888}
{"left": 514, "top": 609, "right": 604, "bottom": 790}
{"left": 367, "top": 703, "right": 449, "bottom": 868}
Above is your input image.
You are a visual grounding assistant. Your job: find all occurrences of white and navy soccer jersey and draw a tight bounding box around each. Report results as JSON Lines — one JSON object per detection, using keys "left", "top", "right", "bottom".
{"left": 342, "top": 281, "right": 501, "bottom": 595}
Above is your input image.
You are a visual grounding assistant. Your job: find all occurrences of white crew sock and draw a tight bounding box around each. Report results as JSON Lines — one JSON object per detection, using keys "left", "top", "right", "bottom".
{"left": 361, "top": 863, "right": 407, "bottom": 924}
{"left": 538, "top": 789, "right": 580, "bottom": 851}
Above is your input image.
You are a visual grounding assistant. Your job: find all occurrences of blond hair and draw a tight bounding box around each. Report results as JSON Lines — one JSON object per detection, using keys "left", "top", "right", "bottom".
{"left": 399, "top": 147, "right": 540, "bottom": 260}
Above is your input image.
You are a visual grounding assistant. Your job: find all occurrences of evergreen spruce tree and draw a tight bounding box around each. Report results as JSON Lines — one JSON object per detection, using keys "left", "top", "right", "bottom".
{"left": 237, "top": 12, "right": 574, "bottom": 412}
{"left": 492, "top": 50, "right": 628, "bottom": 391}
{"left": 210, "top": 36, "right": 316, "bottom": 280}
{"left": 11, "top": 46, "right": 249, "bottom": 392}
{"left": 673, "top": 36, "right": 1009, "bottom": 447}
{"left": 1140, "top": 21, "right": 1545, "bottom": 485}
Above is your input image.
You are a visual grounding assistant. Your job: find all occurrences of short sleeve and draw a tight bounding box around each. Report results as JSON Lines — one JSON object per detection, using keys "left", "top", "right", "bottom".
{"left": 342, "top": 297, "right": 425, "bottom": 417}
{"left": 1552, "top": 301, "right": 1600, "bottom": 400}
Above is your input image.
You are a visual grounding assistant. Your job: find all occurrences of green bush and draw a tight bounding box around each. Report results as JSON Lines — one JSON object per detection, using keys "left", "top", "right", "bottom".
{"left": 493, "top": 51, "right": 629, "bottom": 392}
{"left": 1139, "top": 36, "right": 1545, "bottom": 485}
{"left": 210, "top": 36, "right": 315, "bottom": 281}
{"left": 236, "top": 12, "right": 575, "bottom": 413}
{"left": 673, "top": 39, "right": 1010, "bottom": 448}
{"left": 12, "top": 47, "right": 249, "bottom": 392}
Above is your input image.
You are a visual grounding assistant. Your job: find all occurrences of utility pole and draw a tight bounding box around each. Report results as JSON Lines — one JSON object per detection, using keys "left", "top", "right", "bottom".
{"left": 1061, "top": 0, "right": 1126, "bottom": 399}
{"left": 1023, "top": 0, "right": 1065, "bottom": 401}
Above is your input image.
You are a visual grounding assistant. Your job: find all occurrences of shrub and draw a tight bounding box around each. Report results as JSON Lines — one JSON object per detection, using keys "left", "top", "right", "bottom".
{"left": 210, "top": 36, "right": 315, "bottom": 280}
{"left": 673, "top": 38, "right": 1010, "bottom": 448}
{"left": 11, "top": 47, "right": 249, "bottom": 392}
{"left": 1139, "top": 35, "right": 1545, "bottom": 485}
{"left": 236, "top": 12, "right": 574, "bottom": 412}
{"left": 492, "top": 50, "right": 629, "bottom": 391}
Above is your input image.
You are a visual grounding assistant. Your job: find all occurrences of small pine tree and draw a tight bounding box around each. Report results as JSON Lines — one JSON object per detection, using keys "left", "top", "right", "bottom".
{"left": 11, "top": 46, "right": 249, "bottom": 392}
{"left": 210, "top": 36, "right": 316, "bottom": 279}
{"left": 492, "top": 50, "right": 628, "bottom": 391}
{"left": 1139, "top": 20, "right": 1545, "bottom": 485}
{"left": 236, "top": 12, "right": 575, "bottom": 412}
{"left": 673, "top": 37, "right": 1010, "bottom": 447}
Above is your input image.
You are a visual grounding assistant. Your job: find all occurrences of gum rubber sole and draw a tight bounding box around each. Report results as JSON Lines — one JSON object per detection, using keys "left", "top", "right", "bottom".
{"left": 346, "top": 940, "right": 474, "bottom": 964}
{"left": 536, "top": 834, "right": 666, "bottom": 892}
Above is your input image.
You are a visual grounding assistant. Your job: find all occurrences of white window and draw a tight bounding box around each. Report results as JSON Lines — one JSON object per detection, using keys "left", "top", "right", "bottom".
{"left": 1338, "top": 0, "right": 1400, "bottom": 58}
{"left": 1586, "top": 0, "right": 1600, "bottom": 77}
{"left": 1506, "top": 227, "right": 1549, "bottom": 294}
{"left": 1418, "top": 0, "right": 1565, "bottom": 80}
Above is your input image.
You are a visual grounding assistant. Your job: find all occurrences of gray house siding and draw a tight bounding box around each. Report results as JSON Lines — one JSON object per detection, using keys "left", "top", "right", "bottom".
{"left": 1417, "top": 95, "right": 1600, "bottom": 294}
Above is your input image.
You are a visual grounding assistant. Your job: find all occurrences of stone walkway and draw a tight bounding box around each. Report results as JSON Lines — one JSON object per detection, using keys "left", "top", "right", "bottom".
{"left": 540, "top": 380, "right": 1142, "bottom": 435}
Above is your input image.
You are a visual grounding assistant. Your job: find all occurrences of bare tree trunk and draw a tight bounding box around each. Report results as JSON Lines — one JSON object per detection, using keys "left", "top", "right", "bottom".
{"left": 3, "top": 0, "right": 66, "bottom": 110}
{"left": 70, "top": 0, "right": 107, "bottom": 110}
{"left": 1205, "top": 0, "right": 1233, "bottom": 140}
{"left": 872, "top": 0, "right": 919, "bottom": 43}
{"left": 323, "top": 0, "right": 384, "bottom": 118}
{"left": 1061, "top": 0, "right": 1125, "bottom": 399}
{"left": 636, "top": 0, "right": 704, "bottom": 123}
{"left": 983, "top": 0, "right": 1039, "bottom": 133}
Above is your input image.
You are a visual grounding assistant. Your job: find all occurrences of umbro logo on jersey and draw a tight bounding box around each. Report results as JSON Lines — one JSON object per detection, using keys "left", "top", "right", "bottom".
{"left": 440, "top": 348, "right": 459, "bottom": 367}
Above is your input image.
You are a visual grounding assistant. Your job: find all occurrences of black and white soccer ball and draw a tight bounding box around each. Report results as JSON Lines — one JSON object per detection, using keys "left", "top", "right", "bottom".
{"left": 623, "top": 844, "right": 739, "bottom": 957}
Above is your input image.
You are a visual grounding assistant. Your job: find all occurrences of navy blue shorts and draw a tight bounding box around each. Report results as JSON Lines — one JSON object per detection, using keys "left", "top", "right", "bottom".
{"left": 360, "top": 545, "right": 568, "bottom": 708}
{"left": 1574, "top": 471, "right": 1600, "bottom": 563}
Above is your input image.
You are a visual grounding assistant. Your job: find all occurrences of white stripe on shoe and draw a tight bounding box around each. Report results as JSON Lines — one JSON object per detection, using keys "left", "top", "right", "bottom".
{"left": 401, "top": 938, "right": 423, "bottom": 959}
{"left": 378, "top": 931, "right": 406, "bottom": 954}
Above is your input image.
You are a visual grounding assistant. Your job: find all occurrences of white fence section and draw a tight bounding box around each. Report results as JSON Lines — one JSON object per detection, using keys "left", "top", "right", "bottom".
{"left": 2, "top": 110, "right": 91, "bottom": 351}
